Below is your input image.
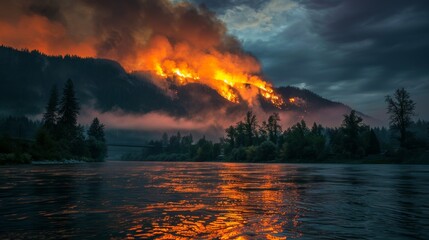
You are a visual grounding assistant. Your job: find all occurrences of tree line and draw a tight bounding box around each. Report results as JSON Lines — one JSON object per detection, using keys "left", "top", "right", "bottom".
{"left": 124, "top": 88, "right": 428, "bottom": 163}
{"left": 122, "top": 132, "right": 222, "bottom": 162}
{"left": 213, "top": 110, "right": 381, "bottom": 162}
{"left": 0, "top": 79, "right": 107, "bottom": 164}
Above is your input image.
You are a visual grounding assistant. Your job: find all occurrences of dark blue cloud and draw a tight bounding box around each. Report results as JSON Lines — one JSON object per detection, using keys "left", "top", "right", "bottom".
{"left": 186, "top": 0, "right": 429, "bottom": 120}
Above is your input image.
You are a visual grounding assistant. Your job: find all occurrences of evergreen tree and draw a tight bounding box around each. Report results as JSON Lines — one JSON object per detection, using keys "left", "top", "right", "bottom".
{"left": 281, "top": 120, "right": 326, "bottom": 161}
{"left": 181, "top": 134, "right": 193, "bottom": 153}
{"left": 266, "top": 112, "right": 282, "bottom": 144}
{"left": 342, "top": 111, "right": 364, "bottom": 136}
{"left": 87, "top": 117, "right": 105, "bottom": 142}
{"left": 194, "top": 136, "right": 213, "bottom": 161}
{"left": 281, "top": 120, "right": 310, "bottom": 160}
{"left": 235, "top": 121, "right": 246, "bottom": 147}
{"left": 168, "top": 132, "right": 181, "bottom": 153}
{"left": 58, "top": 79, "right": 80, "bottom": 140}
{"left": 340, "top": 110, "right": 368, "bottom": 157}
{"left": 259, "top": 121, "right": 268, "bottom": 143}
{"left": 87, "top": 118, "right": 107, "bottom": 161}
{"left": 385, "top": 88, "right": 416, "bottom": 148}
{"left": 225, "top": 126, "right": 236, "bottom": 149}
{"left": 243, "top": 111, "right": 258, "bottom": 146}
{"left": 42, "top": 85, "right": 58, "bottom": 131}
{"left": 311, "top": 123, "right": 323, "bottom": 136}
{"left": 309, "top": 122, "right": 326, "bottom": 159}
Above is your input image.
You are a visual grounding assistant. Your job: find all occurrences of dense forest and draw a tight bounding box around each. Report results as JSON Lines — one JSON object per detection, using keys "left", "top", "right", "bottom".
{"left": 0, "top": 45, "right": 369, "bottom": 126}
{"left": 2, "top": 84, "right": 428, "bottom": 164}
{"left": 123, "top": 88, "right": 429, "bottom": 163}
{"left": 0, "top": 79, "right": 107, "bottom": 164}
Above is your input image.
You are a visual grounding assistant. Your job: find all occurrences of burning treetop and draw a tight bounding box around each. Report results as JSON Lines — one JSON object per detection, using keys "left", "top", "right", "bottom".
{"left": 0, "top": 0, "right": 285, "bottom": 108}
{"left": 138, "top": 35, "right": 284, "bottom": 107}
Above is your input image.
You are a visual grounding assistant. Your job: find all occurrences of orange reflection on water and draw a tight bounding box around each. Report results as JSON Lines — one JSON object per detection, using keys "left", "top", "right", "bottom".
{"left": 124, "top": 163, "right": 303, "bottom": 239}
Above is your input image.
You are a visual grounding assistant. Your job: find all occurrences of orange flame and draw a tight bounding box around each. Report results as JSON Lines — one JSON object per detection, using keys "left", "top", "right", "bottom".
{"left": 135, "top": 36, "right": 285, "bottom": 108}
{"left": 0, "top": 1, "right": 285, "bottom": 108}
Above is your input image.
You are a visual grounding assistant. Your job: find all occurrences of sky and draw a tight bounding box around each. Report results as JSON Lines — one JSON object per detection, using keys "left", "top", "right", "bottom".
{"left": 187, "top": 0, "right": 429, "bottom": 120}
{"left": 0, "top": 0, "right": 428, "bottom": 122}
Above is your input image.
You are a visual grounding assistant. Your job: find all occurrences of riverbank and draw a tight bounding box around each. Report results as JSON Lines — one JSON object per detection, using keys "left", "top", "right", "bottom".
{"left": 31, "top": 159, "right": 88, "bottom": 165}
{"left": 0, "top": 153, "right": 101, "bottom": 165}
{"left": 122, "top": 147, "right": 426, "bottom": 164}
{"left": 120, "top": 151, "right": 429, "bottom": 164}
{"left": 3, "top": 149, "right": 428, "bottom": 165}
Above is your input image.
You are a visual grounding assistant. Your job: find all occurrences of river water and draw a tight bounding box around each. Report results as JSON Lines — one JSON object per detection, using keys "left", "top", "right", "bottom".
{"left": 0, "top": 162, "right": 428, "bottom": 239}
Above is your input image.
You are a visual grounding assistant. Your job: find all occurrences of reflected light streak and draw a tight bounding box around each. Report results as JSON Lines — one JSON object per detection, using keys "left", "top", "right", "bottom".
{"left": 123, "top": 163, "right": 303, "bottom": 239}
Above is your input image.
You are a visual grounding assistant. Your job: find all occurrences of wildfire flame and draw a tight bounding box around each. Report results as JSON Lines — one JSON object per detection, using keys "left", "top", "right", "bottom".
{"left": 136, "top": 36, "right": 285, "bottom": 108}
{"left": 0, "top": 0, "right": 285, "bottom": 108}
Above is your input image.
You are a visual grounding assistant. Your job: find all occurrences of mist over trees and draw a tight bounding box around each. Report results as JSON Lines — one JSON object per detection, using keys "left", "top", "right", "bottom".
{"left": 0, "top": 79, "right": 107, "bottom": 164}
{"left": 124, "top": 88, "right": 428, "bottom": 163}
{"left": 0, "top": 46, "right": 373, "bottom": 128}
{"left": 34, "top": 79, "right": 107, "bottom": 161}
{"left": 1, "top": 78, "right": 428, "bottom": 165}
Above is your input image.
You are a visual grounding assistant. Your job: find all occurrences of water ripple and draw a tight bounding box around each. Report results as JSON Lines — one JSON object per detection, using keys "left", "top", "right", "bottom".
{"left": 0, "top": 162, "right": 428, "bottom": 239}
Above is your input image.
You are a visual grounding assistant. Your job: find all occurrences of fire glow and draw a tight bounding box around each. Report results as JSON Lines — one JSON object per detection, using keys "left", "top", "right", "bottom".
{"left": 0, "top": 0, "right": 285, "bottom": 108}
{"left": 135, "top": 35, "right": 285, "bottom": 108}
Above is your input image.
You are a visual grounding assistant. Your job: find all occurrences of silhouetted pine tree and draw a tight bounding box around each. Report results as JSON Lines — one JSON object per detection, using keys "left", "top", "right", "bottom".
{"left": 235, "top": 121, "right": 246, "bottom": 147}
{"left": 244, "top": 111, "right": 258, "bottom": 146}
{"left": 42, "top": 85, "right": 58, "bottom": 131}
{"left": 266, "top": 112, "right": 282, "bottom": 144}
{"left": 86, "top": 117, "right": 107, "bottom": 161}
{"left": 58, "top": 79, "right": 80, "bottom": 140}
{"left": 225, "top": 126, "right": 236, "bottom": 150}
{"left": 341, "top": 110, "right": 367, "bottom": 156}
{"left": 87, "top": 118, "right": 105, "bottom": 142}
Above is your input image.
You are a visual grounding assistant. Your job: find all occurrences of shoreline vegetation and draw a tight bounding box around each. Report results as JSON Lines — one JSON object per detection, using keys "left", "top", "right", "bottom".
{"left": 122, "top": 88, "right": 428, "bottom": 164}
{"left": 0, "top": 79, "right": 107, "bottom": 165}
{"left": 120, "top": 117, "right": 429, "bottom": 164}
{"left": 1, "top": 86, "right": 428, "bottom": 165}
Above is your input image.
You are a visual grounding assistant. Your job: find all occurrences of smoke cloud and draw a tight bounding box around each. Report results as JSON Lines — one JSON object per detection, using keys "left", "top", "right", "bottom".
{"left": 0, "top": 0, "right": 241, "bottom": 67}
{"left": 0, "top": 0, "right": 284, "bottom": 107}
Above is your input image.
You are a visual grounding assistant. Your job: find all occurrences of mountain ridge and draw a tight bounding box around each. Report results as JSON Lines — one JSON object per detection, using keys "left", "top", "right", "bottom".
{"left": 0, "top": 46, "right": 376, "bottom": 128}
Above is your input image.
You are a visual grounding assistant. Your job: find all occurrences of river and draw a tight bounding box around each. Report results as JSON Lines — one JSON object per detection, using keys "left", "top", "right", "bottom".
{"left": 1, "top": 161, "right": 428, "bottom": 239}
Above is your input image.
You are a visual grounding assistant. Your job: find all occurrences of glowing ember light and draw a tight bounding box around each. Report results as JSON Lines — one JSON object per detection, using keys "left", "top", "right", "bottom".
{"left": 0, "top": 0, "right": 287, "bottom": 109}
{"left": 155, "top": 64, "right": 167, "bottom": 77}
{"left": 153, "top": 66, "right": 285, "bottom": 107}
{"left": 289, "top": 98, "right": 296, "bottom": 103}
{"left": 135, "top": 35, "right": 285, "bottom": 108}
